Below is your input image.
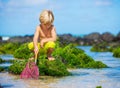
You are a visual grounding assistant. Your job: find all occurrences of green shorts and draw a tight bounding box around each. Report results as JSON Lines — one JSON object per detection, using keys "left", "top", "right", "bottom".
{"left": 28, "top": 41, "right": 55, "bottom": 53}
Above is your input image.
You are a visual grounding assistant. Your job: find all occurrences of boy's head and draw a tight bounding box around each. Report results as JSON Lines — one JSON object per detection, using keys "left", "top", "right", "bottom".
{"left": 39, "top": 10, "right": 54, "bottom": 25}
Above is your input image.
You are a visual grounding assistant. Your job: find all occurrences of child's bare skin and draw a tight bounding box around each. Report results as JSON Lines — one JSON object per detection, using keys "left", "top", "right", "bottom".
{"left": 33, "top": 10, "right": 57, "bottom": 61}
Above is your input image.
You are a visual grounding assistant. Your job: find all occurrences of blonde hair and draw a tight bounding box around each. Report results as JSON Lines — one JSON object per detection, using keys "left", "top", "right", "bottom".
{"left": 39, "top": 10, "right": 54, "bottom": 24}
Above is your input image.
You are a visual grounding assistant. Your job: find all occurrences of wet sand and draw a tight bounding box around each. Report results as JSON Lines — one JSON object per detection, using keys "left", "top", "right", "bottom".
{"left": 0, "top": 72, "right": 58, "bottom": 88}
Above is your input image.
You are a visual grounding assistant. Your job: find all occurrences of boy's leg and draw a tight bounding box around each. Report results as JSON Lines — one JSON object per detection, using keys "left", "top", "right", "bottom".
{"left": 47, "top": 48, "right": 55, "bottom": 60}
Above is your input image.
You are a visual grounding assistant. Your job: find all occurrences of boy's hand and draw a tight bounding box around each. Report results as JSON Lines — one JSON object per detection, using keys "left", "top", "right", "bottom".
{"left": 40, "top": 39, "right": 46, "bottom": 48}
{"left": 34, "top": 47, "right": 39, "bottom": 55}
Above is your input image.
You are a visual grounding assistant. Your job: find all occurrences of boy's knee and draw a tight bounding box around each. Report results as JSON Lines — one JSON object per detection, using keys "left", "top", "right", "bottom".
{"left": 44, "top": 42, "right": 56, "bottom": 50}
{"left": 47, "top": 48, "right": 54, "bottom": 52}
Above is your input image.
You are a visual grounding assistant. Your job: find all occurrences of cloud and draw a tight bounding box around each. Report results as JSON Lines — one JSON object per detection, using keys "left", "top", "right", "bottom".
{"left": 0, "top": 0, "right": 48, "bottom": 10}
{"left": 7, "top": 0, "right": 48, "bottom": 7}
{"left": 95, "top": 0, "right": 112, "bottom": 6}
{"left": 0, "top": 0, "right": 61, "bottom": 17}
{"left": 0, "top": 0, "right": 61, "bottom": 12}
{"left": 0, "top": 0, "right": 49, "bottom": 15}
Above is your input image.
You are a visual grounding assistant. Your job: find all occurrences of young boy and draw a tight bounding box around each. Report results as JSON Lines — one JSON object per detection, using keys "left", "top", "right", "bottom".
{"left": 28, "top": 10, "right": 57, "bottom": 61}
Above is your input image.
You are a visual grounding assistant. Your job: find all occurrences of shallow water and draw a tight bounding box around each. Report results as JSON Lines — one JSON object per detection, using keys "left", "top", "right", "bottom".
{"left": 0, "top": 54, "right": 13, "bottom": 67}
{"left": 0, "top": 54, "right": 14, "bottom": 60}
{"left": 0, "top": 46, "right": 120, "bottom": 88}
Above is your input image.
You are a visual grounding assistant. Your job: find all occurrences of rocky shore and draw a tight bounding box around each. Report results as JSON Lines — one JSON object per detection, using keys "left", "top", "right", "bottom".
{"left": 1, "top": 32, "right": 120, "bottom": 46}
{"left": 58, "top": 32, "right": 120, "bottom": 46}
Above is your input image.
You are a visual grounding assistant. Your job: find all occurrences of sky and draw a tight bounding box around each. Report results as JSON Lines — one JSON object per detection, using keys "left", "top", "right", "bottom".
{"left": 0, "top": 0, "right": 120, "bottom": 36}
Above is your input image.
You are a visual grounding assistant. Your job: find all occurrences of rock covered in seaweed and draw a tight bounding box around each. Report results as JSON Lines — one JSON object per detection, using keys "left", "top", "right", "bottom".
{"left": 10, "top": 42, "right": 107, "bottom": 76}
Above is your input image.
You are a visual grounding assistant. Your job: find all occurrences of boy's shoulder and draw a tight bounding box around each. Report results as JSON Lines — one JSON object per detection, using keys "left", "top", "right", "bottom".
{"left": 36, "top": 25, "right": 41, "bottom": 31}
{"left": 36, "top": 25, "right": 41, "bottom": 28}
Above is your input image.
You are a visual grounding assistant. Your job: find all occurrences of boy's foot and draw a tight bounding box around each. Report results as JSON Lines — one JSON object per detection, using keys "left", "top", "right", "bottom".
{"left": 48, "top": 57, "right": 55, "bottom": 61}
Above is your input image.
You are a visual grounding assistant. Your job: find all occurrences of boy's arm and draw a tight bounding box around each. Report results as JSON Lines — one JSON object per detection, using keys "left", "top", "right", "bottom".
{"left": 33, "top": 26, "right": 40, "bottom": 51}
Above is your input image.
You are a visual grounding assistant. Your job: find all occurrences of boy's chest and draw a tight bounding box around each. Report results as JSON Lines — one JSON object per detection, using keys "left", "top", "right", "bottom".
{"left": 39, "top": 29, "right": 51, "bottom": 38}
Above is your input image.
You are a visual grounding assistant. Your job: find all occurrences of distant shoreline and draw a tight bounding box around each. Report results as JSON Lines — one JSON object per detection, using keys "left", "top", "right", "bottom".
{"left": 0, "top": 32, "right": 120, "bottom": 46}
{"left": 0, "top": 31, "right": 119, "bottom": 37}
